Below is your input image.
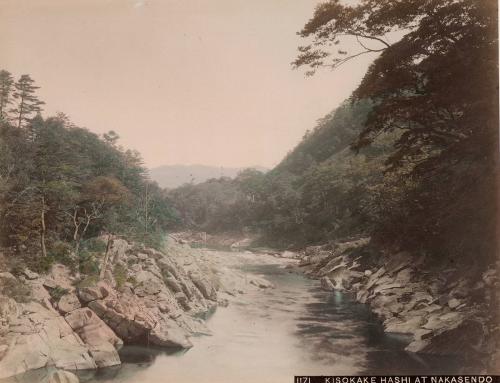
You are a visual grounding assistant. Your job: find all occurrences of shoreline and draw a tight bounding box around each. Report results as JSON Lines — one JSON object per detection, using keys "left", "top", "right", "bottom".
{"left": 174, "top": 231, "right": 498, "bottom": 373}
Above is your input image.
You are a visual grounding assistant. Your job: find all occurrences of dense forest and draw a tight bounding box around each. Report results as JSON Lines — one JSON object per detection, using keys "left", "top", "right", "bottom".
{"left": 1, "top": 0, "right": 497, "bottom": 276}
{"left": 168, "top": 0, "right": 498, "bottom": 273}
{"left": 0, "top": 71, "right": 177, "bottom": 274}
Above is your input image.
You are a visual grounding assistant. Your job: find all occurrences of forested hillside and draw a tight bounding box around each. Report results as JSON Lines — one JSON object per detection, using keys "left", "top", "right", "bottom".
{"left": 168, "top": 0, "right": 499, "bottom": 273}
{"left": 167, "top": 100, "right": 397, "bottom": 246}
{"left": 150, "top": 164, "right": 267, "bottom": 189}
{"left": 0, "top": 71, "right": 176, "bottom": 273}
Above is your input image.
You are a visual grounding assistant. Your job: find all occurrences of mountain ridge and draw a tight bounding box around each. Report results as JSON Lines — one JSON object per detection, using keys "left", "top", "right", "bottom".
{"left": 149, "top": 164, "right": 268, "bottom": 189}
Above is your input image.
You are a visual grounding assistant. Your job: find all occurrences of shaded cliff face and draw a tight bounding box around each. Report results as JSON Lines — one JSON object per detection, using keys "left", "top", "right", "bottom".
{"left": 0, "top": 237, "right": 222, "bottom": 379}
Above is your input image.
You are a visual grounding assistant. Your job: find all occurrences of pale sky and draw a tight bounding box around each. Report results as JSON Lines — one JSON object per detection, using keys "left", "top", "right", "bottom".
{"left": 0, "top": 0, "right": 376, "bottom": 169}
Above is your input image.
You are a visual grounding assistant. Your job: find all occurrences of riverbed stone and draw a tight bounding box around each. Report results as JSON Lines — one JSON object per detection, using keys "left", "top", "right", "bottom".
{"left": 58, "top": 293, "right": 81, "bottom": 314}
{"left": 447, "top": 298, "right": 461, "bottom": 309}
{"left": 249, "top": 276, "right": 275, "bottom": 289}
{"left": 43, "top": 370, "right": 80, "bottom": 383}
{"left": 320, "top": 276, "right": 335, "bottom": 291}
{"left": 65, "top": 308, "right": 122, "bottom": 348}
{"left": 149, "top": 319, "right": 193, "bottom": 349}
{"left": 77, "top": 282, "right": 111, "bottom": 304}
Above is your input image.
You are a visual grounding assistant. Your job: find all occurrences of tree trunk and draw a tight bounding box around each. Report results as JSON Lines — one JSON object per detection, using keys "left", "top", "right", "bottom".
{"left": 99, "top": 233, "right": 113, "bottom": 280}
{"left": 17, "top": 97, "right": 24, "bottom": 129}
{"left": 144, "top": 183, "right": 149, "bottom": 242}
{"left": 40, "top": 195, "right": 47, "bottom": 257}
{"left": 71, "top": 208, "right": 81, "bottom": 254}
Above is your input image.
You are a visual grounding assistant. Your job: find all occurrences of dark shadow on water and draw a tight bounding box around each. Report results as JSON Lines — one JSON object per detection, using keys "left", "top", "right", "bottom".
{"left": 291, "top": 277, "right": 464, "bottom": 375}
{"left": 5, "top": 259, "right": 464, "bottom": 383}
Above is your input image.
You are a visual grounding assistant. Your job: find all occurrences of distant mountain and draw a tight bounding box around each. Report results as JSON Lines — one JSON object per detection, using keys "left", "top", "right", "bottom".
{"left": 149, "top": 164, "right": 268, "bottom": 189}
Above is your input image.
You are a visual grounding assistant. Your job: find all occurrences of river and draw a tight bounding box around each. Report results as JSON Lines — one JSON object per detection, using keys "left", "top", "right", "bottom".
{"left": 14, "top": 251, "right": 462, "bottom": 383}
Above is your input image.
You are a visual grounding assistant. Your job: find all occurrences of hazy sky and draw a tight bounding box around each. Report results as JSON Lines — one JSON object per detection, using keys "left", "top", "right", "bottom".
{"left": 0, "top": 0, "right": 376, "bottom": 169}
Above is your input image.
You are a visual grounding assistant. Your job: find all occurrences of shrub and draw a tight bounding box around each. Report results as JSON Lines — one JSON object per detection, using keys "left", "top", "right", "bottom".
{"left": 49, "top": 285, "right": 69, "bottom": 301}
{"left": 127, "top": 275, "right": 137, "bottom": 286}
{"left": 74, "top": 275, "right": 99, "bottom": 288}
{"left": 113, "top": 263, "right": 127, "bottom": 288}
{"left": 1, "top": 278, "right": 31, "bottom": 303}
{"left": 23, "top": 241, "right": 77, "bottom": 275}
{"left": 129, "top": 230, "right": 165, "bottom": 251}
{"left": 81, "top": 238, "right": 107, "bottom": 253}
{"left": 48, "top": 241, "right": 77, "bottom": 272}
{"left": 26, "top": 255, "right": 55, "bottom": 274}
{"left": 78, "top": 250, "right": 101, "bottom": 276}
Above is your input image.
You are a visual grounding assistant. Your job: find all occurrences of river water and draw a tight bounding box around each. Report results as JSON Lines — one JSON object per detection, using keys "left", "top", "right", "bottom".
{"left": 75, "top": 251, "right": 461, "bottom": 383}
{"left": 12, "top": 251, "right": 461, "bottom": 383}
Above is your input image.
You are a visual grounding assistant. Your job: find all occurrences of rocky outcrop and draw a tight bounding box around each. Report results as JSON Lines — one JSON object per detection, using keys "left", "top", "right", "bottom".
{"left": 299, "top": 237, "right": 498, "bottom": 372}
{"left": 0, "top": 236, "right": 224, "bottom": 379}
{"left": 0, "top": 301, "right": 96, "bottom": 378}
{"left": 65, "top": 307, "right": 123, "bottom": 367}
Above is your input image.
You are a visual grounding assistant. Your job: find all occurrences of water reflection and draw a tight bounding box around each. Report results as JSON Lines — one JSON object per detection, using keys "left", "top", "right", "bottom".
{"left": 8, "top": 253, "right": 462, "bottom": 383}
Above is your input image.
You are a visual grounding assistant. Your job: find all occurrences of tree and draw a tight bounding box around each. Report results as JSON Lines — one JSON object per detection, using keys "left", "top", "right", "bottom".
{"left": 103, "top": 130, "right": 120, "bottom": 147}
{"left": 294, "top": 0, "right": 498, "bottom": 265}
{"left": 0, "top": 70, "right": 14, "bottom": 121}
{"left": 10, "top": 74, "right": 45, "bottom": 129}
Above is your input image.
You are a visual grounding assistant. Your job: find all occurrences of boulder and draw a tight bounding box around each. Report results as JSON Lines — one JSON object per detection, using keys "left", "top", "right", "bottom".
{"left": 58, "top": 293, "right": 81, "bottom": 314}
{"left": 190, "top": 273, "right": 217, "bottom": 300}
{"left": 163, "top": 276, "right": 182, "bottom": 293}
{"left": 384, "top": 315, "right": 426, "bottom": 334}
{"left": 304, "top": 245, "right": 323, "bottom": 257}
{"left": 65, "top": 308, "right": 122, "bottom": 349}
{"left": 22, "top": 269, "right": 39, "bottom": 280}
{"left": 77, "top": 282, "right": 111, "bottom": 304}
{"left": 281, "top": 251, "right": 297, "bottom": 259}
{"left": 420, "top": 319, "right": 485, "bottom": 356}
{"left": 88, "top": 341, "right": 121, "bottom": 368}
{"left": 230, "top": 238, "right": 252, "bottom": 249}
{"left": 43, "top": 278, "right": 58, "bottom": 290}
{"left": 149, "top": 319, "right": 192, "bottom": 349}
{"left": 64, "top": 307, "right": 122, "bottom": 367}
{"left": 320, "top": 276, "right": 335, "bottom": 291}
{"left": 134, "top": 279, "right": 162, "bottom": 297}
{"left": 88, "top": 293, "right": 156, "bottom": 343}
{"left": 174, "top": 292, "right": 190, "bottom": 310}
{"left": 0, "top": 272, "right": 16, "bottom": 282}
{"left": 249, "top": 276, "right": 274, "bottom": 289}
{"left": 43, "top": 370, "right": 79, "bottom": 383}
{"left": 48, "top": 264, "right": 75, "bottom": 290}
{"left": 0, "top": 296, "right": 19, "bottom": 324}
{"left": 217, "top": 298, "right": 229, "bottom": 307}
{"left": 448, "top": 298, "right": 461, "bottom": 309}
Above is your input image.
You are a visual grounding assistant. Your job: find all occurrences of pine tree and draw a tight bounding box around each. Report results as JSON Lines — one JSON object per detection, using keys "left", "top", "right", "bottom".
{"left": 0, "top": 70, "right": 14, "bottom": 121}
{"left": 10, "top": 74, "right": 45, "bottom": 128}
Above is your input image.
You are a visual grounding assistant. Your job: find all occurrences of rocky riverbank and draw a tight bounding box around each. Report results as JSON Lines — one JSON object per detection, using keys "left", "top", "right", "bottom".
{"left": 295, "top": 237, "right": 500, "bottom": 373}
{"left": 0, "top": 236, "right": 276, "bottom": 381}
